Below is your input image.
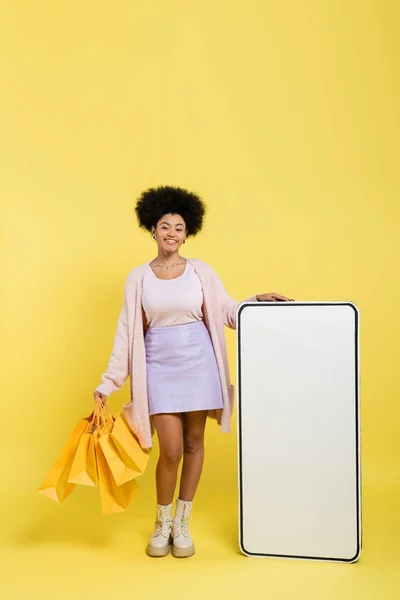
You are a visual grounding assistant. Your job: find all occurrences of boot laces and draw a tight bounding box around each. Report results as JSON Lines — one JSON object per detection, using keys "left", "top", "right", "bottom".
{"left": 174, "top": 505, "right": 192, "bottom": 536}
{"left": 154, "top": 505, "right": 172, "bottom": 537}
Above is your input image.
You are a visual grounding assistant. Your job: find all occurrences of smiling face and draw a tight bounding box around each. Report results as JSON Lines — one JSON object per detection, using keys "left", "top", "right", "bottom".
{"left": 151, "top": 213, "right": 187, "bottom": 251}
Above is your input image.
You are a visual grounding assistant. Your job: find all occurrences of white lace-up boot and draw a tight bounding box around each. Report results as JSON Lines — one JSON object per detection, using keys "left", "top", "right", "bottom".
{"left": 172, "top": 498, "right": 195, "bottom": 558}
{"left": 146, "top": 502, "right": 173, "bottom": 557}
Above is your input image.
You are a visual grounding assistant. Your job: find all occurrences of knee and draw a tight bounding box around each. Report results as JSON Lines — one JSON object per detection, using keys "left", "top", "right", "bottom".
{"left": 160, "top": 446, "right": 183, "bottom": 469}
{"left": 183, "top": 433, "right": 204, "bottom": 455}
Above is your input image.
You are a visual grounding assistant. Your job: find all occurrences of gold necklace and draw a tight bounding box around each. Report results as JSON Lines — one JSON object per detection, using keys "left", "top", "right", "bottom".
{"left": 153, "top": 258, "right": 186, "bottom": 270}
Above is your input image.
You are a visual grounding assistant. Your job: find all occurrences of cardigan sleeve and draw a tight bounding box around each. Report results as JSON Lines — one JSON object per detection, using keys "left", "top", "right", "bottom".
{"left": 94, "top": 282, "right": 130, "bottom": 398}
{"left": 210, "top": 266, "right": 258, "bottom": 330}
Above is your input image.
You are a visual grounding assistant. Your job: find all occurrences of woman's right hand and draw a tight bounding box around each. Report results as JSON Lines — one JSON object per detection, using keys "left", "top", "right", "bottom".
{"left": 93, "top": 391, "right": 107, "bottom": 405}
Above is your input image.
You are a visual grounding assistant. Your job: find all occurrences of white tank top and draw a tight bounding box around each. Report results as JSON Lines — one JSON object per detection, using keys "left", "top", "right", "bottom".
{"left": 142, "top": 260, "right": 203, "bottom": 328}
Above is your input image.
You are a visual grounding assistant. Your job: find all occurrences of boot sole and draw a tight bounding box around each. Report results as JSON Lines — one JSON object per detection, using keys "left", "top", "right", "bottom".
{"left": 171, "top": 544, "right": 195, "bottom": 558}
{"left": 146, "top": 541, "right": 172, "bottom": 557}
{"left": 146, "top": 545, "right": 171, "bottom": 558}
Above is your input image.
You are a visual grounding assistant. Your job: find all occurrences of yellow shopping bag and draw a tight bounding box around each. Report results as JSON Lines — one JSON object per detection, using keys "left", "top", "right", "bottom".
{"left": 96, "top": 404, "right": 149, "bottom": 485}
{"left": 99, "top": 430, "right": 142, "bottom": 486}
{"left": 37, "top": 417, "right": 91, "bottom": 503}
{"left": 111, "top": 410, "right": 150, "bottom": 474}
{"left": 96, "top": 433, "right": 139, "bottom": 515}
{"left": 67, "top": 431, "right": 98, "bottom": 487}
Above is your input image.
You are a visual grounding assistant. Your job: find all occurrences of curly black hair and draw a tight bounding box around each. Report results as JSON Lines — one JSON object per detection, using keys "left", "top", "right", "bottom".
{"left": 134, "top": 185, "right": 206, "bottom": 237}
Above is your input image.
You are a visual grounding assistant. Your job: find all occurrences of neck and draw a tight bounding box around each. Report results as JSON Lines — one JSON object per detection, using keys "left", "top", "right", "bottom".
{"left": 156, "top": 249, "right": 182, "bottom": 264}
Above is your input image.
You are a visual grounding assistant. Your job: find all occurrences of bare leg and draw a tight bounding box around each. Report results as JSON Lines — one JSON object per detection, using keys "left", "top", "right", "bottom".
{"left": 178, "top": 410, "right": 208, "bottom": 502}
{"left": 152, "top": 413, "right": 184, "bottom": 505}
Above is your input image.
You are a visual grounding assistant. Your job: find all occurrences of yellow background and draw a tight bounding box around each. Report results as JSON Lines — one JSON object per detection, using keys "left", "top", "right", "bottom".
{"left": 1, "top": 1, "right": 399, "bottom": 598}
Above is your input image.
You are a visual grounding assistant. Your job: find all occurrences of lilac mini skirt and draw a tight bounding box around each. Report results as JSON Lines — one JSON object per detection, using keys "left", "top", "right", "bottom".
{"left": 144, "top": 320, "right": 224, "bottom": 415}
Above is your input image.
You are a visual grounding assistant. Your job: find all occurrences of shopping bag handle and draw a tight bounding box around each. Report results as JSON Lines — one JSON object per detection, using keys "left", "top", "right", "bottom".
{"left": 89, "top": 398, "right": 114, "bottom": 432}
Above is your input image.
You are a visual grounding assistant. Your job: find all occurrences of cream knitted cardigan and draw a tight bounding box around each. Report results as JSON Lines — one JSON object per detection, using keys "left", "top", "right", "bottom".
{"left": 94, "top": 257, "right": 257, "bottom": 449}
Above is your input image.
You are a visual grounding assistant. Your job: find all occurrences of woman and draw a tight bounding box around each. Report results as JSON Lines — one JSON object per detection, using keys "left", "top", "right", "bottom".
{"left": 93, "top": 185, "right": 294, "bottom": 558}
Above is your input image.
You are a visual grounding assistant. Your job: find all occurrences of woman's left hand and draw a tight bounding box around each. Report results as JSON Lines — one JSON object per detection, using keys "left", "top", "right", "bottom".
{"left": 256, "top": 293, "right": 294, "bottom": 302}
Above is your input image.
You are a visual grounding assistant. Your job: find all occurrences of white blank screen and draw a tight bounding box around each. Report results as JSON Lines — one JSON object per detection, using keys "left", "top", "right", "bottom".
{"left": 237, "top": 302, "right": 361, "bottom": 562}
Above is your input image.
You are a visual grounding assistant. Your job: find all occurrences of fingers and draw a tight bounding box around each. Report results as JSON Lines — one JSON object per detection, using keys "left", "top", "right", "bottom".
{"left": 93, "top": 391, "right": 106, "bottom": 404}
{"left": 272, "top": 294, "right": 294, "bottom": 302}
{"left": 258, "top": 293, "right": 295, "bottom": 302}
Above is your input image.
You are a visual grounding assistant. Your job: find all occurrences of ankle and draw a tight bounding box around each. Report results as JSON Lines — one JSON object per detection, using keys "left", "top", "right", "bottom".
{"left": 157, "top": 500, "right": 173, "bottom": 507}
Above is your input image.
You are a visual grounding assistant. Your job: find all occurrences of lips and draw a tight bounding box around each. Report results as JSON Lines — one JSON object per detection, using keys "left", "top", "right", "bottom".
{"left": 165, "top": 239, "right": 177, "bottom": 244}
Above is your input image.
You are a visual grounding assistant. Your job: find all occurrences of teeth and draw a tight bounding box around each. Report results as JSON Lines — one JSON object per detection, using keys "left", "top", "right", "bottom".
{"left": 166, "top": 240, "right": 176, "bottom": 243}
